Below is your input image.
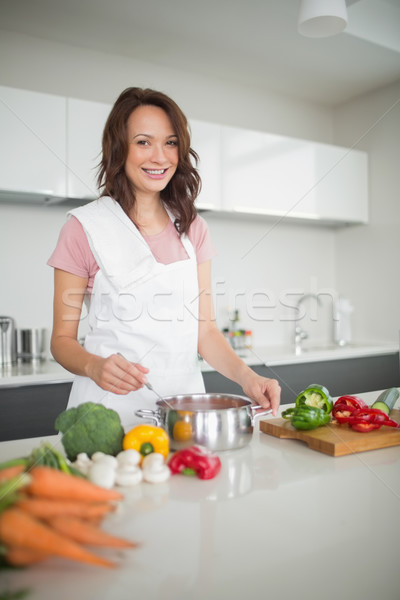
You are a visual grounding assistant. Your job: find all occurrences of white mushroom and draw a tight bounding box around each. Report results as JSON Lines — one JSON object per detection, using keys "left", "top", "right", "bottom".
{"left": 91, "top": 452, "right": 118, "bottom": 468}
{"left": 115, "top": 464, "right": 143, "bottom": 487}
{"left": 72, "top": 452, "right": 92, "bottom": 475}
{"left": 116, "top": 449, "right": 142, "bottom": 467}
{"left": 141, "top": 453, "right": 171, "bottom": 484}
{"left": 88, "top": 461, "right": 116, "bottom": 489}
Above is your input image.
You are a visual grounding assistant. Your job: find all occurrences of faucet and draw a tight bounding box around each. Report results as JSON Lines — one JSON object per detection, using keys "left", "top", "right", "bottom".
{"left": 293, "top": 293, "right": 322, "bottom": 354}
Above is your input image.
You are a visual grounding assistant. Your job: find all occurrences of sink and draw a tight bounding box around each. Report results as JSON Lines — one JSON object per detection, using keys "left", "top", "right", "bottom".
{"left": 294, "top": 342, "right": 397, "bottom": 355}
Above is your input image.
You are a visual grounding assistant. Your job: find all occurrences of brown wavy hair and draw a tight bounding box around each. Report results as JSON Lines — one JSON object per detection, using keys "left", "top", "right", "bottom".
{"left": 97, "top": 87, "right": 201, "bottom": 234}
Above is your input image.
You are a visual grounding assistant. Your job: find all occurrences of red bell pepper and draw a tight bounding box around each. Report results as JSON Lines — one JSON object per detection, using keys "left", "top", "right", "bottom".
{"left": 334, "top": 395, "right": 367, "bottom": 410}
{"left": 168, "top": 445, "right": 221, "bottom": 480}
{"left": 333, "top": 403, "right": 400, "bottom": 432}
{"left": 351, "top": 408, "right": 388, "bottom": 424}
{"left": 351, "top": 422, "right": 382, "bottom": 433}
{"left": 332, "top": 403, "right": 359, "bottom": 423}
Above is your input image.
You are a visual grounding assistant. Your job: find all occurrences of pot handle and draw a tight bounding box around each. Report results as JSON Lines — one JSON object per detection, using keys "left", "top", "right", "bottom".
{"left": 135, "top": 408, "right": 161, "bottom": 426}
{"left": 249, "top": 405, "right": 272, "bottom": 423}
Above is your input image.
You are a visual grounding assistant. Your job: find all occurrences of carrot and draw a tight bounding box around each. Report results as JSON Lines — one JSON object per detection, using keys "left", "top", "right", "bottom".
{"left": 0, "top": 507, "right": 115, "bottom": 568}
{"left": 0, "top": 464, "right": 26, "bottom": 484}
{"left": 5, "top": 545, "right": 49, "bottom": 566}
{"left": 48, "top": 516, "right": 137, "bottom": 548}
{"left": 16, "top": 497, "right": 115, "bottom": 521}
{"left": 26, "top": 466, "right": 123, "bottom": 503}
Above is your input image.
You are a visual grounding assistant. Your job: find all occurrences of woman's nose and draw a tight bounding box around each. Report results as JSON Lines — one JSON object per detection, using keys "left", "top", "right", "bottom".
{"left": 151, "top": 143, "right": 167, "bottom": 163}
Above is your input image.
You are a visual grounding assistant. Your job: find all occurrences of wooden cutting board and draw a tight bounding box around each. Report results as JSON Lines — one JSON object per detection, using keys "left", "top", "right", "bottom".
{"left": 259, "top": 409, "right": 400, "bottom": 457}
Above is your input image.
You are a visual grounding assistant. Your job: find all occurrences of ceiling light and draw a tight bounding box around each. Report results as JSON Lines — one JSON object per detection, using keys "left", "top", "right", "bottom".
{"left": 298, "top": 0, "right": 348, "bottom": 38}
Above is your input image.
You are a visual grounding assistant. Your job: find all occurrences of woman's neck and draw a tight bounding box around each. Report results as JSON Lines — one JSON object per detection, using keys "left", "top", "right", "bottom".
{"left": 129, "top": 195, "right": 169, "bottom": 236}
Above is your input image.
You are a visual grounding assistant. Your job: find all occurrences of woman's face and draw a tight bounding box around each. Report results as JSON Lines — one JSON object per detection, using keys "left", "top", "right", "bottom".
{"left": 125, "top": 104, "right": 179, "bottom": 198}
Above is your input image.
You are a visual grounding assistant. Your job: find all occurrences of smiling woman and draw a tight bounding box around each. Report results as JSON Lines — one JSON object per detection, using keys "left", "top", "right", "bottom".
{"left": 47, "top": 86, "right": 281, "bottom": 430}
{"left": 124, "top": 105, "right": 179, "bottom": 224}
{"left": 97, "top": 87, "right": 200, "bottom": 234}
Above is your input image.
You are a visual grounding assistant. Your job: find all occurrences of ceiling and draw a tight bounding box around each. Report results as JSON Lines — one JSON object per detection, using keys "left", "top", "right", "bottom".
{"left": 1, "top": 0, "right": 399, "bottom": 106}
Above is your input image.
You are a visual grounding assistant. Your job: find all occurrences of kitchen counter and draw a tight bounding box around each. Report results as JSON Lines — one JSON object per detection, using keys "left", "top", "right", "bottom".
{"left": 1, "top": 390, "right": 399, "bottom": 600}
{"left": 0, "top": 359, "right": 73, "bottom": 386}
{"left": 1, "top": 341, "right": 397, "bottom": 385}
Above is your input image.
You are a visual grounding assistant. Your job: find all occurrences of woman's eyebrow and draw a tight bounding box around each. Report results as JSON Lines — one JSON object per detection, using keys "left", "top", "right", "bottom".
{"left": 131, "top": 133, "right": 178, "bottom": 139}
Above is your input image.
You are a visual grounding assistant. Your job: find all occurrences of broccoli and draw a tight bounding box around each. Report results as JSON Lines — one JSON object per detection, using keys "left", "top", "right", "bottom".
{"left": 54, "top": 402, "right": 125, "bottom": 462}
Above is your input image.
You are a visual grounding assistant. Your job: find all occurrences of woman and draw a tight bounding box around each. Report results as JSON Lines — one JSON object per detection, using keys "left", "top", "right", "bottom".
{"left": 48, "top": 87, "right": 280, "bottom": 429}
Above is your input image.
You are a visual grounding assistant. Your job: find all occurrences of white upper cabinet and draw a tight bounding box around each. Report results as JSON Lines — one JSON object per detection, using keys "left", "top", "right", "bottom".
{"left": 311, "top": 143, "right": 368, "bottom": 223}
{"left": 190, "top": 120, "right": 222, "bottom": 210}
{"left": 0, "top": 86, "right": 368, "bottom": 224}
{"left": 221, "top": 126, "right": 368, "bottom": 224}
{"left": 66, "top": 98, "right": 111, "bottom": 199}
{"left": 0, "top": 86, "right": 67, "bottom": 197}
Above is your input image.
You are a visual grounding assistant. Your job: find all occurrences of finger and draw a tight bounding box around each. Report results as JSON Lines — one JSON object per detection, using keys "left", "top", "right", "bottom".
{"left": 134, "top": 363, "right": 150, "bottom": 374}
{"left": 267, "top": 382, "right": 281, "bottom": 416}
{"left": 110, "top": 356, "right": 147, "bottom": 386}
{"left": 114, "top": 354, "right": 149, "bottom": 381}
{"left": 106, "top": 373, "right": 143, "bottom": 395}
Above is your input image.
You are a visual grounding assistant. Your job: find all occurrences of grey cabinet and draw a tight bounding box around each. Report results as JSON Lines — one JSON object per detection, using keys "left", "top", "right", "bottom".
{"left": 0, "top": 382, "right": 71, "bottom": 442}
{"left": 202, "top": 353, "right": 399, "bottom": 404}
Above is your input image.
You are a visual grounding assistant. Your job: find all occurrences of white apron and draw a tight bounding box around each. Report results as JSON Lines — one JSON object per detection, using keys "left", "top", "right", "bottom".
{"left": 66, "top": 197, "right": 205, "bottom": 430}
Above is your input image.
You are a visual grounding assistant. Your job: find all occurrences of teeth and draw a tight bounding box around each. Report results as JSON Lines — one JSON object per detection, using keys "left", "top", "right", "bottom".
{"left": 145, "top": 169, "right": 166, "bottom": 175}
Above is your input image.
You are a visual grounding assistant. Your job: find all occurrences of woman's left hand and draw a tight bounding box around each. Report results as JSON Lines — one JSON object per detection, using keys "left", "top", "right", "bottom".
{"left": 241, "top": 372, "right": 281, "bottom": 416}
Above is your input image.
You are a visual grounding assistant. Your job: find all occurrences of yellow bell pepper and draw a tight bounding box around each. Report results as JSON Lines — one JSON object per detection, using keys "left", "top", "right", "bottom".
{"left": 123, "top": 424, "right": 169, "bottom": 460}
{"left": 172, "top": 420, "right": 193, "bottom": 442}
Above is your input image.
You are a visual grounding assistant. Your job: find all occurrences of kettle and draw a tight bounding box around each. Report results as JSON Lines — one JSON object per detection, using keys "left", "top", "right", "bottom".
{"left": 0, "top": 316, "right": 17, "bottom": 366}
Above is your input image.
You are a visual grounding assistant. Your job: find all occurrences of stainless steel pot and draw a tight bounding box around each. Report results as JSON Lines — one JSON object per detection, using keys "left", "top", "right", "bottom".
{"left": 0, "top": 316, "right": 17, "bottom": 366}
{"left": 135, "top": 393, "right": 271, "bottom": 451}
{"left": 16, "top": 328, "right": 47, "bottom": 361}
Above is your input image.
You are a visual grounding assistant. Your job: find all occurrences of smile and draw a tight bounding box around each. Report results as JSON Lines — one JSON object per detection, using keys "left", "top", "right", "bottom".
{"left": 143, "top": 168, "right": 167, "bottom": 175}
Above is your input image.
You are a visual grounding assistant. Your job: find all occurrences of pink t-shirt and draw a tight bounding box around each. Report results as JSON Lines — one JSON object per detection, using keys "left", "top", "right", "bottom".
{"left": 48, "top": 214, "right": 217, "bottom": 293}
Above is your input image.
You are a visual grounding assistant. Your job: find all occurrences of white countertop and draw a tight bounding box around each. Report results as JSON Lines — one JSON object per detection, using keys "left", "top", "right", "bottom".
{"left": 1, "top": 341, "right": 397, "bottom": 385}
{"left": 1, "top": 390, "right": 399, "bottom": 600}
{"left": 201, "top": 340, "right": 398, "bottom": 369}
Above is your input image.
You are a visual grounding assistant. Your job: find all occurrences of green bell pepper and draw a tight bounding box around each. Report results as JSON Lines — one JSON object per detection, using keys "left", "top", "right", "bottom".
{"left": 295, "top": 383, "right": 333, "bottom": 414}
{"left": 282, "top": 404, "right": 331, "bottom": 430}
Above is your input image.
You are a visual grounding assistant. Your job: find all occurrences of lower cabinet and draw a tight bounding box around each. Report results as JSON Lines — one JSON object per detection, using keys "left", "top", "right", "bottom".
{"left": 2, "top": 353, "right": 398, "bottom": 441}
{"left": 202, "top": 354, "right": 400, "bottom": 405}
{"left": 0, "top": 382, "right": 72, "bottom": 442}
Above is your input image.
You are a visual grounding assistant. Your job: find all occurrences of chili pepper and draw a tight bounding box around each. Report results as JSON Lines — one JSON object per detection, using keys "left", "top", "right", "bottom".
{"left": 295, "top": 384, "right": 333, "bottom": 413}
{"left": 123, "top": 424, "right": 169, "bottom": 460}
{"left": 282, "top": 405, "right": 331, "bottom": 430}
{"left": 334, "top": 395, "right": 367, "bottom": 410}
{"left": 168, "top": 445, "right": 221, "bottom": 480}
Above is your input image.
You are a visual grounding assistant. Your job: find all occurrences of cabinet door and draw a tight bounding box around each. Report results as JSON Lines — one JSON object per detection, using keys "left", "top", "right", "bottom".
{"left": 66, "top": 98, "right": 111, "bottom": 199}
{"left": 313, "top": 143, "right": 368, "bottom": 223}
{"left": 221, "top": 126, "right": 318, "bottom": 218}
{"left": 221, "top": 125, "right": 368, "bottom": 224}
{"left": 190, "top": 120, "right": 222, "bottom": 210}
{"left": 0, "top": 86, "right": 67, "bottom": 197}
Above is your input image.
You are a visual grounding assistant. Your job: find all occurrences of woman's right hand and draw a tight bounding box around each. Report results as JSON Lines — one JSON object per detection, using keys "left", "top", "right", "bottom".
{"left": 86, "top": 353, "right": 149, "bottom": 395}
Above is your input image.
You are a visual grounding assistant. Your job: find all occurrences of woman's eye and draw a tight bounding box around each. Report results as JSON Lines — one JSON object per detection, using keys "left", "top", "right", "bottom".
{"left": 137, "top": 139, "right": 149, "bottom": 146}
{"left": 167, "top": 140, "right": 178, "bottom": 147}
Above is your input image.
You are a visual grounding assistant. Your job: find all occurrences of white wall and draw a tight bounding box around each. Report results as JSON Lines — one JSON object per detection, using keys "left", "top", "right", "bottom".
{"left": 1, "top": 30, "right": 394, "bottom": 352}
{"left": 333, "top": 79, "right": 400, "bottom": 344}
{"left": 0, "top": 30, "right": 333, "bottom": 140}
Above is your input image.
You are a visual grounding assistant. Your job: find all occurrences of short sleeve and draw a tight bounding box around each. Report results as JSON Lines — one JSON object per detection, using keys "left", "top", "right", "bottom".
{"left": 187, "top": 215, "right": 218, "bottom": 264}
{"left": 47, "top": 216, "right": 99, "bottom": 280}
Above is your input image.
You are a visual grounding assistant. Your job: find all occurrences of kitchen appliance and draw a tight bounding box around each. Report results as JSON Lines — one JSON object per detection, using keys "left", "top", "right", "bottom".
{"left": 16, "top": 328, "right": 47, "bottom": 361}
{"left": 0, "top": 316, "right": 17, "bottom": 366}
{"left": 260, "top": 409, "right": 400, "bottom": 456}
{"left": 135, "top": 393, "right": 271, "bottom": 451}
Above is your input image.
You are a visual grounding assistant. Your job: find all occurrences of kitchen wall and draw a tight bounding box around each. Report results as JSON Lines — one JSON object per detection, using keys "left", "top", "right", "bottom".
{"left": 0, "top": 29, "right": 397, "bottom": 352}
{"left": 333, "top": 79, "right": 400, "bottom": 344}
